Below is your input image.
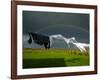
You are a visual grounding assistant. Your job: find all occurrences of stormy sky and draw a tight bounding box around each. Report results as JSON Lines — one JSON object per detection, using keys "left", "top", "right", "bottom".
{"left": 23, "top": 11, "right": 90, "bottom": 48}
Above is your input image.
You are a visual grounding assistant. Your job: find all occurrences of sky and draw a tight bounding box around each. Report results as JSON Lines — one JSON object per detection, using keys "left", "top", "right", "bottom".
{"left": 23, "top": 11, "right": 90, "bottom": 48}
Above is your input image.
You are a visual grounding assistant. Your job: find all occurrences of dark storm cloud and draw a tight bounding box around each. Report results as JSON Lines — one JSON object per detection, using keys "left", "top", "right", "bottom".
{"left": 23, "top": 11, "right": 89, "bottom": 48}
{"left": 23, "top": 11, "right": 89, "bottom": 34}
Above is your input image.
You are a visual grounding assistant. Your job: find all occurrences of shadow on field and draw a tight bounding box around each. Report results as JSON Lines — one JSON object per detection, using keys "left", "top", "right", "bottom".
{"left": 23, "top": 58, "right": 66, "bottom": 69}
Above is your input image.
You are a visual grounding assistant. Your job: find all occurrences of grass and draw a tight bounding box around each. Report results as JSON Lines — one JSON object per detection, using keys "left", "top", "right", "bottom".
{"left": 23, "top": 58, "right": 66, "bottom": 68}
{"left": 23, "top": 48, "right": 89, "bottom": 69}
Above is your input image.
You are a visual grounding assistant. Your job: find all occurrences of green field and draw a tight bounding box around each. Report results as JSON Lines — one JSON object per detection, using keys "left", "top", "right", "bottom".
{"left": 23, "top": 48, "right": 89, "bottom": 69}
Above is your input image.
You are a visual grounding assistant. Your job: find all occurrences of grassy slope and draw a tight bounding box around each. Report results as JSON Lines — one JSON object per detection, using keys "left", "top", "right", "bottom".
{"left": 23, "top": 48, "right": 89, "bottom": 68}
